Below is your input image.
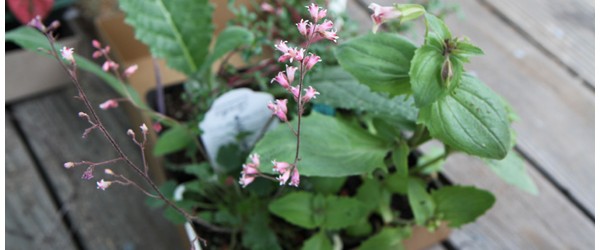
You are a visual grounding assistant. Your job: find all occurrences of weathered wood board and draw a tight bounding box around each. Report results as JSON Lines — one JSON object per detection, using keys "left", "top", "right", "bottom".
{"left": 6, "top": 116, "right": 78, "bottom": 250}
{"left": 481, "top": 0, "right": 595, "bottom": 86}
{"left": 11, "top": 80, "right": 185, "bottom": 250}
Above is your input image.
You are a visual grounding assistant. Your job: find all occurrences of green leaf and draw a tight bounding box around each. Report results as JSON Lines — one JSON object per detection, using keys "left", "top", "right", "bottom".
{"left": 394, "top": 4, "right": 425, "bottom": 22}
{"left": 204, "top": 26, "right": 254, "bottom": 70}
{"left": 242, "top": 211, "right": 281, "bottom": 250}
{"left": 416, "top": 147, "right": 445, "bottom": 174}
{"left": 268, "top": 192, "right": 319, "bottom": 229}
{"left": 356, "top": 178, "right": 383, "bottom": 212}
{"left": 308, "top": 177, "right": 347, "bottom": 195}
{"left": 483, "top": 150, "right": 538, "bottom": 194}
{"left": 153, "top": 125, "right": 195, "bottom": 156}
{"left": 384, "top": 172, "right": 408, "bottom": 194}
{"left": 418, "top": 74, "right": 511, "bottom": 159}
{"left": 310, "top": 67, "right": 418, "bottom": 130}
{"left": 392, "top": 141, "right": 410, "bottom": 178}
{"left": 409, "top": 45, "right": 463, "bottom": 107}
{"left": 424, "top": 13, "right": 451, "bottom": 48}
{"left": 301, "top": 232, "right": 333, "bottom": 250}
{"left": 183, "top": 162, "right": 212, "bottom": 179}
{"left": 345, "top": 217, "right": 373, "bottom": 237}
{"left": 119, "top": 0, "right": 214, "bottom": 75}
{"left": 253, "top": 112, "right": 389, "bottom": 177}
{"left": 431, "top": 186, "right": 495, "bottom": 227}
{"left": 5, "top": 27, "right": 146, "bottom": 108}
{"left": 358, "top": 227, "right": 411, "bottom": 250}
{"left": 335, "top": 33, "right": 417, "bottom": 96}
{"left": 407, "top": 178, "right": 435, "bottom": 226}
{"left": 453, "top": 40, "right": 484, "bottom": 62}
{"left": 322, "top": 196, "right": 369, "bottom": 230}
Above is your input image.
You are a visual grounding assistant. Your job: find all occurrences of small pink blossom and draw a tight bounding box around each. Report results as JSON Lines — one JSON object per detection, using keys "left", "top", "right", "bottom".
{"left": 297, "top": 19, "right": 309, "bottom": 36}
{"left": 369, "top": 3, "right": 402, "bottom": 33}
{"left": 261, "top": 2, "right": 275, "bottom": 13}
{"left": 92, "top": 40, "right": 102, "bottom": 49}
{"left": 303, "top": 54, "right": 321, "bottom": 71}
{"left": 123, "top": 64, "right": 139, "bottom": 77}
{"left": 277, "top": 170, "right": 291, "bottom": 185}
{"left": 278, "top": 47, "right": 305, "bottom": 63}
{"left": 239, "top": 174, "right": 256, "bottom": 187}
{"left": 290, "top": 86, "right": 301, "bottom": 101}
{"left": 307, "top": 3, "right": 327, "bottom": 22}
{"left": 140, "top": 124, "right": 149, "bottom": 134}
{"left": 96, "top": 179, "right": 112, "bottom": 190}
{"left": 82, "top": 167, "right": 94, "bottom": 180}
{"left": 289, "top": 168, "right": 300, "bottom": 187}
{"left": 60, "top": 47, "right": 75, "bottom": 63}
{"left": 92, "top": 51, "right": 103, "bottom": 59}
{"left": 302, "top": 86, "right": 320, "bottom": 103}
{"left": 127, "top": 129, "right": 135, "bottom": 137}
{"left": 250, "top": 153, "right": 260, "bottom": 166}
{"left": 267, "top": 99, "right": 288, "bottom": 121}
{"left": 271, "top": 71, "right": 290, "bottom": 89}
{"left": 272, "top": 160, "right": 291, "bottom": 174}
{"left": 316, "top": 20, "right": 334, "bottom": 33}
{"left": 242, "top": 163, "right": 260, "bottom": 175}
{"left": 274, "top": 41, "right": 290, "bottom": 54}
{"left": 286, "top": 65, "right": 298, "bottom": 84}
{"left": 99, "top": 99, "right": 119, "bottom": 110}
{"left": 104, "top": 169, "right": 115, "bottom": 175}
{"left": 102, "top": 61, "right": 119, "bottom": 72}
{"left": 64, "top": 162, "right": 75, "bottom": 169}
{"left": 320, "top": 30, "right": 339, "bottom": 43}
{"left": 28, "top": 16, "right": 45, "bottom": 31}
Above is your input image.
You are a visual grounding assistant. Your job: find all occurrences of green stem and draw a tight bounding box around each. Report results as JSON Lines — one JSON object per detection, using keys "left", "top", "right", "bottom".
{"left": 408, "top": 124, "right": 426, "bottom": 148}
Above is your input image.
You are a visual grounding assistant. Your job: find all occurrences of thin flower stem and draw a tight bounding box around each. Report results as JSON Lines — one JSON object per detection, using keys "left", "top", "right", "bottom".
{"left": 44, "top": 32, "right": 231, "bottom": 235}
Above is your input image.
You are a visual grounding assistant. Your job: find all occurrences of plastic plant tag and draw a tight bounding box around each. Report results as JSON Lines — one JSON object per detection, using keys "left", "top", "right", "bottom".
{"left": 199, "top": 88, "right": 277, "bottom": 171}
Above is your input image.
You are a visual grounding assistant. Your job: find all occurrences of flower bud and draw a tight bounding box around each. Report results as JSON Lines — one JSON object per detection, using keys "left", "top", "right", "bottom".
{"left": 104, "top": 169, "right": 115, "bottom": 175}
{"left": 64, "top": 162, "right": 75, "bottom": 169}
{"left": 441, "top": 57, "right": 453, "bottom": 87}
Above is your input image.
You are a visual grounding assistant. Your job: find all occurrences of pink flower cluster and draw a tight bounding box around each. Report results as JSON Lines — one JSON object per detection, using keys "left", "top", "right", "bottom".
{"left": 92, "top": 40, "right": 138, "bottom": 77}
{"left": 273, "top": 161, "right": 300, "bottom": 187}
{"left": 239, "top": 154, "right": 261, "bottom": 187}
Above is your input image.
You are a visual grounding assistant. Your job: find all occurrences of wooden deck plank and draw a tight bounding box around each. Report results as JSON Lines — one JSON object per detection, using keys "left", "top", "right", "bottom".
{"left": 443, "top": 154, "right": 594, "bottom": 249}
{"left": 11, "top": 80, "right": 184, "bottom": 249}
{"left": 6, "top": 116, "right": 78, "bottom": 250}
{"left": 480, "top": 0, "right": 595, "bottom": 86}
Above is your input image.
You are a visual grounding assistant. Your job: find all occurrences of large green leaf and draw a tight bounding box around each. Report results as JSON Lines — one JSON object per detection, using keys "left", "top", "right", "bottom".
{"left": 335, "top": 33, "right": 417, "bottom": 96}
{"left": 268, "top": 192, "right": 318, "bottom": 229}
{"left": 119, "top": 0, "right": 213, "bottom": 75}
{"left": 204, "top": 26, "right": 254, "bottom": 70}
{"left": 310, "top": 67, "right": 418, "bottom": 130}
{"left": 301, "top": 232, "right": 332, "bottom": 250}
{"left": 431, "top": 186, "right": 495, "bottom": 227}
{"left": 409, "top": 45, "right": 463, "bottom": 107}
{"left": 242, "top": 211, "right": 281, "bottom": 250}
{"left": 322, "top": 196, "right": 369, "bottom": 230}
{"left": 424, "top": 13, "right": 451, "bottom": 48}
{"left": 418, "top": 74, "right": 511, "bottom": 159}
{"left": 253, "top": 112, "right": 389, "bottom": 177}
{"left": 153, "top": 125, "right": 195, "bottom": 156}
{"left": 5, "top": 27, "right": 145, "bottom": 106}
{"left": 483, "top": 150, "right": 538, "bottom": 194}
{"left": 407, "top": 178, "right": 435, "bottom": 226}
{"left": 358, "top": 227, "right": 411, "bottom": 250}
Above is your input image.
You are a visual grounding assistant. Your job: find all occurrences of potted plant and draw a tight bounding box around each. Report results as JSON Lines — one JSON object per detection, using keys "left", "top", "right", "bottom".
{"left": 6, "top": 1, "right": 538, "bottom": 249}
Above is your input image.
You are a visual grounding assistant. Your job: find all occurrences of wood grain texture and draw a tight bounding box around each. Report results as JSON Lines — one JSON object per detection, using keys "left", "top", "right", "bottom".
{"left": 442, "top": 154, "right": 594, "bottom": 249}
{"left": 11, "top": 79, "right": 184, "bottom": 250}
{"left": 6, "top": 116, "right": 78, "bottom": 250}
{"left": 480, "top": 0, "right": 595, "bottom": 86}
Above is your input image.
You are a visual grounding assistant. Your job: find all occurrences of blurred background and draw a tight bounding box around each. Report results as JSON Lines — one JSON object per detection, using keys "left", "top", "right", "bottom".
{"left": 5, "top": 0, "right": 593, "bottom": 249}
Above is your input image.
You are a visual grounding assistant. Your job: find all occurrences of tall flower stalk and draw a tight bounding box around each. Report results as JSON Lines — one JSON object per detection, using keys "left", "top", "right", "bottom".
{"left": 239, "top": 3, "right": 338, "bottom": 188}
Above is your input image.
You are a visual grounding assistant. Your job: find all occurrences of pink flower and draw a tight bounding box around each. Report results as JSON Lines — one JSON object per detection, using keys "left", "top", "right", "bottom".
{"left": 271, "top": 71, "right": 290, "bottom": 89}
{"left": 297, "top": 19, "right": 309, "bottom": 36}
{"left": 63, "top": 162, "right": 75, "bottom": 169}
{"left": 267, "top": 99, "right": 288, "bottom": 121}
{"left": 92, "top": 51, "right": 103, "bottom": 59}
{"left": 123, "top": 64, "right": 139, "bottom": 77}
{"left": 82, "top": 167, "right": 94, "bottom": 180}
{"left": 272, "top": 160, "right": 291, "bottom": 174}
{"left": 290, "top": 86, "right": 300, "bottom": 101}
{"left": 152, "top": 122, "right": 163, "bottom": 133}
{"left": 286, "top": 65, "right": 297, "bottom": 84}
{"left": 140, "top": 123, "right": 149, "bottom": 134}
{"left": 96, "top": 179, "right": 112, "bottom": 190}
{"left": 277, "top": 169, "right": 291, "bottom": 185}
{"left": 369, "top": 3, "right": 402, "bottom": 33}
{"left": 302, "top": 86, "right": 320, "bottom": 103}
{"left": 261, "top": 2, "right": 275, "bottom": 13}
{"left": 99, "top": 99, "right": 119, "bottom": 110}
{"left": 307, "top": 3, "right": 327, "bottom": 22}
{"left": 28, "top": 16, "right": 45, "bottom": 31}
{"left": 92, "top": 40, "right": 102, "bottom": 49}
{"left": 102, "top": 61, "right": 119, "bottom": 72}
{"left": 250, "top": 153, "right": 260, "bottom": 166}
{"left": 303, "top": 54, "right": 321, "bottom": 71}
{"left": 60, "top": 47, "right": 75, "bottom": 63}
{"left": 274, "top": 40, "right": 290, "bottom": 54}
{"left": 239, "top": 174, "right": 256, "bottom": 187}
{"left": 242, "top": 163, "right": 260, "bottom": 175}
{"left": 316, "top": 20, "right": 334, "bottom": 33}
{"left": 289, "top": 168, "right": 300, "bottom": 187}
{"left": 320, "top": 30, "right": 339, "bottom": 43}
